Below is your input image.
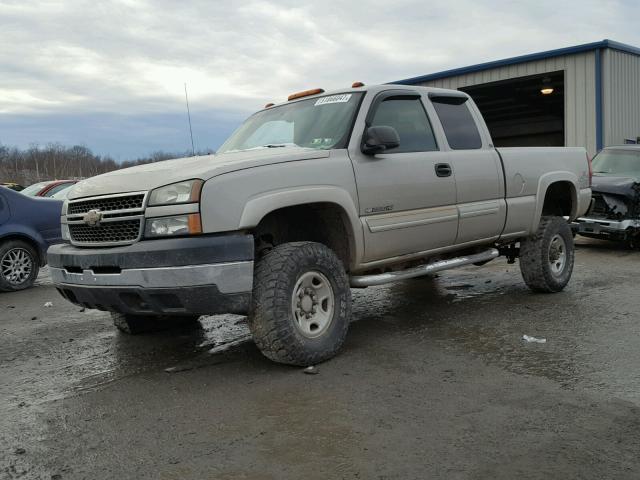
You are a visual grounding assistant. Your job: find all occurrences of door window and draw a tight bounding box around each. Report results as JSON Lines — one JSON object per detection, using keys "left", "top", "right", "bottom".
{"left": 370, "top": 98, "right": 438, "bottom": 153}
{"left": 431, "top": 97, "right": 482, "bottom": 150}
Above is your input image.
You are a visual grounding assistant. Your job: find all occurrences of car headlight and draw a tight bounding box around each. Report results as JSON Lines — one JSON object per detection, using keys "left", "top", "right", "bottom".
{"left": 145, "top": 214, "right": 202, "bottom": 238}
{"left": 148, "top": 179, "right": 203, "bottom": 206}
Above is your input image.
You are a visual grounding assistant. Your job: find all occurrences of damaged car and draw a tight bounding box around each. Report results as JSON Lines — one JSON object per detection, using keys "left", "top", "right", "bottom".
{"left": 576, "top": 145, "right": 640, "bottom": 247}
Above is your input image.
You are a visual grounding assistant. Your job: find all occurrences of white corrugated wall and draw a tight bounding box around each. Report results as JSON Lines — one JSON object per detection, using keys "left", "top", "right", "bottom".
{"left": 414, "top": 52, "right": 598, "bottom": 156}
{"left": 603, "top": 49, "right": 640, "bottom": 147}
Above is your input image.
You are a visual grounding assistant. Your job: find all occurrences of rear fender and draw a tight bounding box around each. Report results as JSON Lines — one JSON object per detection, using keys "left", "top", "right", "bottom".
{"left": 0, "top": 225, "right": 48, "bottom": 265}
{"left": 532, "top": 173, "right": 579, "bottom": 231}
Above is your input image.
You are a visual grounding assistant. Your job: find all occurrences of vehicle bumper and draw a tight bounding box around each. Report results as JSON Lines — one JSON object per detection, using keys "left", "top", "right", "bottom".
{"left": 47, "top": 234, "right": 254, "bottom": 316}
{"left": 575, "top": 217, "right": 640, "bottom": 240}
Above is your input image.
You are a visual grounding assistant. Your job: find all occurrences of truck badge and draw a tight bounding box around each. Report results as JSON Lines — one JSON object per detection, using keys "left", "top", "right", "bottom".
{"left": 365, "top": 205, "right": 394, "bottom": 214}
{"left": 83, "top": 209, "right": 103, "bottom": 227}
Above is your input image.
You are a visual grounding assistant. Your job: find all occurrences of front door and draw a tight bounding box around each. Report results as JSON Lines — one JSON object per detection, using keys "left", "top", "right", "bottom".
{"left": 349, "top": 91, "right": 458, "bottom": 263}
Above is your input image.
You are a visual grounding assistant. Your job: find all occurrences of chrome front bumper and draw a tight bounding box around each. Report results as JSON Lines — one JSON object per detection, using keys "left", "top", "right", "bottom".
{"left": 49, "top": 261, "right": 252, "bottom": 293}
{"left": 47, "top": 234, "right": 255, "bottom": 315}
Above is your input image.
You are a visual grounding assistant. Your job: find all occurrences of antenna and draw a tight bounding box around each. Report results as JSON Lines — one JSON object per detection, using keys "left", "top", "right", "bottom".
{"left": 184, "top": 83, "right": 196, "bottom": 156}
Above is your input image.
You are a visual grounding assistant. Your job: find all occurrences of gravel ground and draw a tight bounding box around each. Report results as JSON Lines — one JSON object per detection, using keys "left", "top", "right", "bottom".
{"left": 1, "top": 237, "right": 640, "bottom": 479}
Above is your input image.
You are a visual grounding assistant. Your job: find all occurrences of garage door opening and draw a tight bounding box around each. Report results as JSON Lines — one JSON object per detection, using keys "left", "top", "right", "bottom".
{"left": 459, "top": 71, "right": 564, "bottom": 147}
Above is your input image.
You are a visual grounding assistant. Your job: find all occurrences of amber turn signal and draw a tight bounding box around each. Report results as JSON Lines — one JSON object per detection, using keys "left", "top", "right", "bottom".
{"left": 352, "top": 82, "right": 365, "bottom": 88}
{"left": 189, "top": 179, "right": 204, "bottom": 202}
{"left": 287, "top": 88, "right": 325, "bottom": 101}
{"left": 187, "top": 213, "right": 202, "bottom": 234}
{"left": 264, "top": 103, "right": 275, "bottom": 108}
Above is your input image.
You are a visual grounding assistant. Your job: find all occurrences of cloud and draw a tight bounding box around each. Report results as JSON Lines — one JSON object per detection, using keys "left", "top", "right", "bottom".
{"left": 0, "top": 0, "right": 638, "bottom": 156}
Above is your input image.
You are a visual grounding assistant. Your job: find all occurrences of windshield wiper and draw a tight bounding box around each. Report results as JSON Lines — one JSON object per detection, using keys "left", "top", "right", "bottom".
{"left": 261, "top": 143, "right": 297, "bottom": 148}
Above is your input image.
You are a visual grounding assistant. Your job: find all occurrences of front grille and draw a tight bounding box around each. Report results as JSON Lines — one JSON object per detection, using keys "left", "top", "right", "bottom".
{"left": 69, "top": 220, "right": 142, "bottom": 244}
{"left": 68, "top": 194, "right": 145, "bottom": 215}
{"left": 66, "top": 192, "right": 147, "bottom": 246}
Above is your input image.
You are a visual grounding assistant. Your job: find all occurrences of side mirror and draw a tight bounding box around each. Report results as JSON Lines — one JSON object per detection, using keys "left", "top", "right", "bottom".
{"left": 361, "top": 126, "right": 400, "bottom": 155}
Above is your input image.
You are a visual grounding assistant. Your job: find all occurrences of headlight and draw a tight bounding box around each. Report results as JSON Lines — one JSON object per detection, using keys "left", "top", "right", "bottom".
{"left": 145, "top": 214, "right": 202, "bottom": 238}
{"left": 148, "top": 179, "right": 203, "bottom": 206}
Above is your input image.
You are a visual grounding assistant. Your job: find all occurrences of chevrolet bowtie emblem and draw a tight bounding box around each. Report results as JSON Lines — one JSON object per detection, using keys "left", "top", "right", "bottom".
{"left": 83, "top": 209, "right": 103, "bottom": 227}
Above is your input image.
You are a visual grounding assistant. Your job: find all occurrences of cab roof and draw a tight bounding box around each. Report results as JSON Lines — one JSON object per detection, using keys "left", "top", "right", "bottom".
{"left": 262, "top": 84, "right": 470, "bottom": 112}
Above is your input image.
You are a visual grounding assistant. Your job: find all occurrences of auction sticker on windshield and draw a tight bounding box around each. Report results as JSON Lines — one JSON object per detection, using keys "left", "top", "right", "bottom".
{"left": 315, "top": 94, "right": 352, "bottom": 106}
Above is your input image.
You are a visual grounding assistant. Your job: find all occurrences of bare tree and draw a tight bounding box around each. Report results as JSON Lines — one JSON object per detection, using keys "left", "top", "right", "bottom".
{"left": 0, "top": 143, "right": 214, "bottom": 186}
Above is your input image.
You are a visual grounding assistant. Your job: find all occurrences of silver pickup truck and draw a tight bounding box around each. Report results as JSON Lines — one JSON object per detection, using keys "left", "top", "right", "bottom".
{"left": 48, "top": 84, "right": 592, "bottom": 365}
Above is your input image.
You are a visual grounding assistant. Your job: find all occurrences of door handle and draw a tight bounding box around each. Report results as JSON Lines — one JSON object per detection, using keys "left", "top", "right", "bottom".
{"left": 435, "top": 163, "right": 452, "bottom": 177}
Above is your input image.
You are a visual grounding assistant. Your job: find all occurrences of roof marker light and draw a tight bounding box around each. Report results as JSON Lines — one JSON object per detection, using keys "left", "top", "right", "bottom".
{"left": 264, "top": 103, "right": 275, "bottom": 108}
{"left": 287, "top": 88, "right": 325, "bottom": 101}
{"left": 352, "top": 82, "right": 365, "bottom": 88}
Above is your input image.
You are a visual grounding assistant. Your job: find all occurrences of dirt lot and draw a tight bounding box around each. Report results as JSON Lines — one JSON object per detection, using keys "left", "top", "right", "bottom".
{"left": 2, "top": 237, "right": 640, "bottom": 479}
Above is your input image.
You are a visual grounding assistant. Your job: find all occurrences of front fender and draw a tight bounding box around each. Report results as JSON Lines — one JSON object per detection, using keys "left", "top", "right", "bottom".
{"left": 238, "top": 185, "right": 364, "bottom": 267}
{"left": 239, "top": 185, "right": 359, "bottom": 229}
{"left": 200, "top": 153, "right": 364, "bottom": 263}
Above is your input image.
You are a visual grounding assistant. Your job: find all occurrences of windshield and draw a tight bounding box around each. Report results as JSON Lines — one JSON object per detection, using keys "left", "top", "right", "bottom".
{"left": 21, "top": 181, "right": 50, "bottom": 196}
{"left": 218, "top": 93, "right": 363, "bottom": 154}
{"left": 592, "top": 149, "right": 640, "bottom": 178}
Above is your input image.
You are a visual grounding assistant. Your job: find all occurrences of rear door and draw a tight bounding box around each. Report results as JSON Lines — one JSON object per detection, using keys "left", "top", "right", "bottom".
{"left": 349, "top": 90, "right": 458, "bottom": 262}
{"left": 429, "top": 94, "right": 506, "bottom": 244}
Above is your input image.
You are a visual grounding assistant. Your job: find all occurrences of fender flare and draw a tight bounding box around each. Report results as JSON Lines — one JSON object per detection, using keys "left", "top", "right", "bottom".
{"left": 532, "top": 172, "right": 579, "bottom": 231}
{"left": 238, "top": 186, "right": 364, "bottom": 267}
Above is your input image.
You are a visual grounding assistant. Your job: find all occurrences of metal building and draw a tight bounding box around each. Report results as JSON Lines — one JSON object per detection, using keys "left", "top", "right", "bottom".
{"left": 393, "top": 39, "right": 640, "bottom": 157}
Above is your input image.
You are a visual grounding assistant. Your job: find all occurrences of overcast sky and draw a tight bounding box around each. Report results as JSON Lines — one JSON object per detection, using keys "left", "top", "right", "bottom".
{"left": 1, "top": 0, "right": 639, "bottom": 160}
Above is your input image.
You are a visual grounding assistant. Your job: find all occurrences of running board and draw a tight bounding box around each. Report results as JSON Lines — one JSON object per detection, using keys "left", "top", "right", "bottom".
{"left": 349, "top": 248, "right": 500, "bottom": 287}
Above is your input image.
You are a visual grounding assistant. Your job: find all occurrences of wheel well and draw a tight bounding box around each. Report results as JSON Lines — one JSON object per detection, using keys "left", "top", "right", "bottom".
{"left": 542, "top": 182, "right": 575, "bottom": 217}
{"left": 0, "top": 234, "right": 42, "bottom": 265}
{"left": 252, "top": 203, "right": 354, "bottom": 270}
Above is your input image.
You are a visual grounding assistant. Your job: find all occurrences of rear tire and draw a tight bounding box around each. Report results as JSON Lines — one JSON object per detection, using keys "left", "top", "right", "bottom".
{"left": 519, "top": 216, "right": 574, "bottom": 293}
{"left": 0, "top": 240, "right": 40, "bottom": 292}
{"left": 111, "top": 312, "right": 201, "bottom": 334}
{"left": 248, "top": 241, "right": 351, "bottom": 366}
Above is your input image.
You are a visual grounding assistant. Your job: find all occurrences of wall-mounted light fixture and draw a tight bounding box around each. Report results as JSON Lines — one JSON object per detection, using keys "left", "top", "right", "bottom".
{"left": 540, "top": 77, "right": 554, "bottom": 95}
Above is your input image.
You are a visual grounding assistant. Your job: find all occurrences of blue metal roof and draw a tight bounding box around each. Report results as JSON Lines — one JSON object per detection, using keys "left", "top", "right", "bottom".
{"left": 392, "top": 39, "right": 640, "bottom": 85}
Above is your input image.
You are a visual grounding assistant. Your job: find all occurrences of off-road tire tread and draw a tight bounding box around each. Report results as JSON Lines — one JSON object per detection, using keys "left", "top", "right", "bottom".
{"left": 248, "top": 241, "right": 351, "bottom": 366}
{"left": 520, "top": 216, "right": 574, "bottom": 293}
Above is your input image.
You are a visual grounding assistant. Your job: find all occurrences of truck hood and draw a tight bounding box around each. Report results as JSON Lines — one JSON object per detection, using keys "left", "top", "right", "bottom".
{"left": 69, "top": 147, "right": 330, "bottom": 199}
{"left": 590, "top": 174, "right": 640, "bottom": 219}
{"left": 591, "top": 174, "right": 640, "bottom": 201}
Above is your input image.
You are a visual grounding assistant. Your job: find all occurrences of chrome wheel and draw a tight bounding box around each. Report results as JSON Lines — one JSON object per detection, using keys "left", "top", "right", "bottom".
{"left": 1, "top": 248, "right": 33, "bottom": 286}
{"left": 548, "top": 234, "right": 567, "bottom": 276}
{"left": 291, "top": 271, "right": 335, "bottom": 338}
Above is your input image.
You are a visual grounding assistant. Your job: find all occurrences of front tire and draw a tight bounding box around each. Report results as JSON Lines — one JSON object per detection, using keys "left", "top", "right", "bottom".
{"left": 248, "top": 241, "right": 351, "bottom": 366}
{"left": 519, "top": 216, "right": 575, "bottom": 293}
{"left": 0, "top": 240, "right": 40, "bottom": 292}
{"left": 111, "top": 313, "right": 201, "bottom": 334}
